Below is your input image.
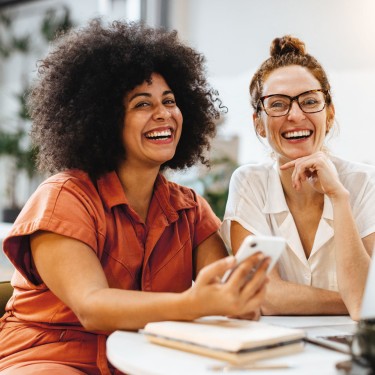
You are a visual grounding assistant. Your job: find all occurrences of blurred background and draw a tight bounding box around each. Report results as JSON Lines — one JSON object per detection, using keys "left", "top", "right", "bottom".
{"left": 1, "top": 0, "right": 375, "bottom": 222}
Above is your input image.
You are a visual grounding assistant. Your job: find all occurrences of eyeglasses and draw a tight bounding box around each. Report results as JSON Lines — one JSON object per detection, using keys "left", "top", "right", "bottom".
{"left": 258, "top": 89, "right": 328, "bottom": 117}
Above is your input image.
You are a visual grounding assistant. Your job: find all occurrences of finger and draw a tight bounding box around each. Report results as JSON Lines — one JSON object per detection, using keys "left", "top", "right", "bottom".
{"left": 243, "top": 282, "right": 268, "bottom": 312}
{"left": 242, "top": 257, "right": 269, "bottom": 286}
{"left": 292, "top": 161, "right": 315, "bottom": 189}
{"left": 281, "top": 155, "right": 312, "bottom": 172}
{"left": 253, "top": 309, "right": 261, "bottom": 321}
{"left": 241, "top": 258, "right": 270, "bottom": 293}
{"left": 242, "top": 276, "right": 269, "bottom": 304}
{"left": 242, "top": 309, "right": 261, "bottom": 321}
{"left": 280, "top": 160, "right": 295, "bottom": 170}
{"left": 228, "top": 310, "right": 260, "bottom": 321}
{"left": 226, "top": 253, "right": 265, "bottom": 289}
{"left": 288, "top": 162, "right": 302, "bottom": 190}
{"left": 196, "top": 256, "right": 236, "bottom": 285}
{"left": 234, "top": 281, "right": 267, "bottom": 317}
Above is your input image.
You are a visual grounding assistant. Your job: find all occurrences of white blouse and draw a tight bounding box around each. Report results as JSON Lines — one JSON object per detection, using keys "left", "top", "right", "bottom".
{"left": 221, "top": 156, "right": 375, "bottom": 291}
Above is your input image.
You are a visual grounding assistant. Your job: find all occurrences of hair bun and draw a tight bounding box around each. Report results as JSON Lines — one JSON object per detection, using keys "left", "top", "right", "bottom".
{"left": 270, "top": 35, "right": 306, "bottom": 58}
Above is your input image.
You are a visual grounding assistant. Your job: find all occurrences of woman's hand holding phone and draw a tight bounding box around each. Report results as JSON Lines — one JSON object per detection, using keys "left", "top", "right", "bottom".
{"left": 189, "top": 251, "right": 270, "bottom": 319}
{"left": 221, "top": 235, "right": 286, "bottom": 283}
{"left": 184, "top": 235, "right": 284, "bottom": 320}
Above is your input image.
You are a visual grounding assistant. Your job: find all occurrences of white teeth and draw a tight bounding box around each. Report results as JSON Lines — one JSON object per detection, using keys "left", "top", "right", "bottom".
{"left": 145, "top": 129, "right": 172, "bottom": 139}
{"left": 283, "top": 130, "right": 312, "bottom": 139}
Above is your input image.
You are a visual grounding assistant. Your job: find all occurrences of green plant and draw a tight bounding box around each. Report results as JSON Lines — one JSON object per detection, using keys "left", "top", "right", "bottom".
{"left": 0, "top": 6, "right": 74, "bottom": 215}
{"left": 167, "top": 135, "right": 238, "bottom": 220}
{"left": 0, "top": 12, "right": 30, "bottom": 58}
{"left": 199, "top": 157, "right": 238, "bottom": 220}
{"left": 40, "top": 6, "right": 74, "bottom": 42}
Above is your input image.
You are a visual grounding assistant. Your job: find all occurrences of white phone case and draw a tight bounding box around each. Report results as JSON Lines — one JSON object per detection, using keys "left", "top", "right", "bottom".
{"left": 221, "top": 235, "right": 286, "bottom": 283}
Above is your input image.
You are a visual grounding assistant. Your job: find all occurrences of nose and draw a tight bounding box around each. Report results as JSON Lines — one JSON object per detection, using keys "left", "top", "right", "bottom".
{"left": 153, "top": 103, "right": 171, "bottom": 121}
{"left": 287, "top": 100, "right": 305, "bottom": 120}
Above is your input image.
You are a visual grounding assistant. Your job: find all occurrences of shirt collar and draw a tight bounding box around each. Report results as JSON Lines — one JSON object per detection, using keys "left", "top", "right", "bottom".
{"left": 97, "top": 171, "right": 128, "bottom": 209}
{"left": 154, "top": 174, "right": 198, "bottom": 223}
{"left": 97, "top": 171, "right": 197, "bottom": 217}
{"left": 262, "top": 163, "right": 289, "bottom": 214}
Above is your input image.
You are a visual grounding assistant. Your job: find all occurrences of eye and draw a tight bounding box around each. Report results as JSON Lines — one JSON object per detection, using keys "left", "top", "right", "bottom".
{"left": 134, "top": 101, "right": 150, "bottom": 108}
{"left": 268, "top": 99, "right": 289, "bottom": 109}
{"left": 300, "top": 97, "right": 320, "bottom": 107}
{"left": 270, "top": 101, "right": 287, "bottom": 108}
{"left": 163, "top": 97, "right": 176, "bottom": 106}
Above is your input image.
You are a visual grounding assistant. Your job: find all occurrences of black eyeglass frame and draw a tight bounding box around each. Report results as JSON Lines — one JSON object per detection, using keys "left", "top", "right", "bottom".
{"left": 258, "top": 89, "right": 329, "bottom": 117}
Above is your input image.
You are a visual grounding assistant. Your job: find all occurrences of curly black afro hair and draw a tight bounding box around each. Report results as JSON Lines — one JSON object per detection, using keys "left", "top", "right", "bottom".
{"left": 29, "top": 19, "right": 223, "bottom": 178}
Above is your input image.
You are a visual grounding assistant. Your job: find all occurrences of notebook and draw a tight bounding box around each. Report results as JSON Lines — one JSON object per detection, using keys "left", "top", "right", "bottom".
{"left": 305, "top": 252, "right": 375, "bottom": 353}
{"left": 141, "top": 316, "right": 305, "bottom": 364}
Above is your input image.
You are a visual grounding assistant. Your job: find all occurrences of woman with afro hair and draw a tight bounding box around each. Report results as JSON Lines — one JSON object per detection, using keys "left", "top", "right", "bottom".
{"left": 0, "top": 20, "right": 269, "bottom": 374}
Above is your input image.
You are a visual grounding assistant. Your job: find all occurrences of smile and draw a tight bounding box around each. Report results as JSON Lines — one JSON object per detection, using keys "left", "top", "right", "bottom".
{"left": 145, "top": 129, "right": 172, "bottom": 140}
{"left": 282, "top": 130, "right": 312, "bottom": 140}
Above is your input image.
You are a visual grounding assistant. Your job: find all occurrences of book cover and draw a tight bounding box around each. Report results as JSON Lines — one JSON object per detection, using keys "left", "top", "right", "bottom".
{"left": 141, "top": 316, "right": 305, "bottom": 364}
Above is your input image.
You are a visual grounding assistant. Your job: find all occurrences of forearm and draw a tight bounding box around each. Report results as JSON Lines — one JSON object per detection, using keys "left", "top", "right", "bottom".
{"left": 261, "top": 279, "right": 348, "bottom": 316}
{"left": 331, "top": 191, "right": 371, "bottom": 320}
{"left": 77, "top": 288, "right": 200, "bottom": 331}
{"left": 31, "top": 232, "right": 269, "bottom": 332}
{"left": 77, "top": 255, "right": 270, "bottom": 332}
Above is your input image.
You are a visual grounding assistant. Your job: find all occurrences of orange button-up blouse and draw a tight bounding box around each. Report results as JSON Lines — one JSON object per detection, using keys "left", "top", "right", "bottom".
{"left": 0, "top": 170, "right": 220, "bottom": 374}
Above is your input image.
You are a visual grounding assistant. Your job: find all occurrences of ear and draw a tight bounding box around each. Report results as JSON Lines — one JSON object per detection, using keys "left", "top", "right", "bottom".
{"left": 253, "top": 113, "right": 266, "bottom": 138}
{"left": 326, "top": 104, "right": 335, "bottom": 134}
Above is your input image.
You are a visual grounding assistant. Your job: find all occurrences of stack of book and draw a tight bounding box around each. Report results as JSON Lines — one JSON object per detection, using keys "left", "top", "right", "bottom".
{"left": 141, "top": 316, "right": 305, "bottom": 364}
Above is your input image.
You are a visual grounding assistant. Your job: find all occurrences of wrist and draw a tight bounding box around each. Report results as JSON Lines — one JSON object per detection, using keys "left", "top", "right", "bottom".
{"left": 328, "top": 187, "right": 350, "bottom": 204}
{"left": 179, "top": 287, "right": 204, "bottom": 321}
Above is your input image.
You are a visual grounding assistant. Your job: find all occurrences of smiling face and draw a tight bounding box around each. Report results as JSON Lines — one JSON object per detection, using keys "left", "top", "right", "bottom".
{"left": 255, "top": 65, "right": 334, "bottom": 164}
{"left": 121, "top": 73, "right": 183, "bottom": 170}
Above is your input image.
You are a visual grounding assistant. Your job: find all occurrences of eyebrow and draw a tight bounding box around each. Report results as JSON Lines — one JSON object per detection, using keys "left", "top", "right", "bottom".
{"left": 128, "top": 90, "right": 174, "bottom": 103}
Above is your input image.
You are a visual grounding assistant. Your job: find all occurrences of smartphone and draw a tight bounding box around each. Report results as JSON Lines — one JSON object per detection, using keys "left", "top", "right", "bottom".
{"left": 221, "top": 235, "right": 286, "bottom": 283}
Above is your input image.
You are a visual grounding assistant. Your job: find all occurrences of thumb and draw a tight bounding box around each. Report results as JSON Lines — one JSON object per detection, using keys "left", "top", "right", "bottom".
{"left": 196, "top": 256, "right": 236, "bottom": 285}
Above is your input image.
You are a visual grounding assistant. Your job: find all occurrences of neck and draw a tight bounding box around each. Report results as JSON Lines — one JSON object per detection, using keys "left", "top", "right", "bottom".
{"left": 117, "top": 163, "right": 161, "bottom": 222}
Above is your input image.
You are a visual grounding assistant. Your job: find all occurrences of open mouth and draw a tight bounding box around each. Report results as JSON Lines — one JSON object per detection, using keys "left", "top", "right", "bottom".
{"left": 282, "top": 130, "right": 313, "bottom": 140}
{"left": 145, "top": 129, "right": 172, "bottom": 141}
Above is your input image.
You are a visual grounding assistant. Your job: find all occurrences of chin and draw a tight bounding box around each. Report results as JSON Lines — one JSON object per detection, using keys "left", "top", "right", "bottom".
{"left": 284, "top": 149, "right": 314, "bottom": 159}
{"left": 157, "top": 154, "right": 176, "bottom": 165}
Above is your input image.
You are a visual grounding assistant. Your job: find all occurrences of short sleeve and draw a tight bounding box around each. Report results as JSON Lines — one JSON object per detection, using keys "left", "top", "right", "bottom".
{"left": 350, "top": 168, "right": 375, "bottom": 238}
{"left": 3, "top": 175, "right": 103, "bottom": 284}
{"left": 220, "top": 166, "right": 273, "bottom": 249}
{"left": 192, "top": 193, "right": 221, "bottom": 247}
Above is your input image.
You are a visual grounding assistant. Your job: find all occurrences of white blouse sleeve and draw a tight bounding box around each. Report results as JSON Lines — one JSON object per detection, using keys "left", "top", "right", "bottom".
{"left": 220, "top": 165, "right": 273, "bottom": 250}
{"left": 349, "top": 166, "right": 375, "bottom": 238}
